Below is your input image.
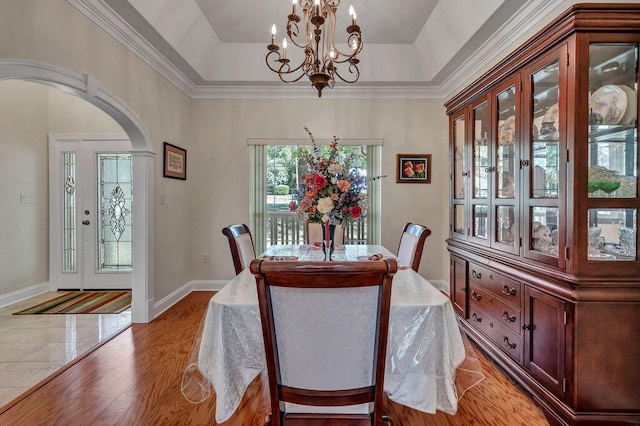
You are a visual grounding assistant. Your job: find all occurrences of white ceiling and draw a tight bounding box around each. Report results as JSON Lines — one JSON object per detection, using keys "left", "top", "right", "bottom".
{"left": 69, "top": 0, "right": 567, "bottom": 99}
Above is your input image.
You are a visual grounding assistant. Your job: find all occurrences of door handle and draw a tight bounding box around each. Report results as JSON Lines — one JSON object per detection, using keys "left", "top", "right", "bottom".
{"left": 82, "top": 220, "right": 90, "bottom": 225}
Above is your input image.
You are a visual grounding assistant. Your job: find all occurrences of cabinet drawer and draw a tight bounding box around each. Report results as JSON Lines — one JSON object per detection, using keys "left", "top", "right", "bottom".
{"left": 469, "top": 304, "right": 522, "bottom": 363}
{"left": 468, "top": 282, "right": 521, "bottom": 334}
{"left": 468, "top": 263, "right": 521, "bottom": 307}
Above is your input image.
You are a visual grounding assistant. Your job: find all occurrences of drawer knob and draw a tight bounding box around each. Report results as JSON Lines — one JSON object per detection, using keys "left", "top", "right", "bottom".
{"left": 471, "top": 270, "right": 482, "bottom": 279}
{"left": 471, "top": 290, "right": 482, "bottom": 301}
{"left": 502, "top": 285, "right": 517, "bottom": 296}
{"left": 522, "top": 324, "right": 532, "bottom": 331}
{"left": 471, "top": 313, "right": 482, "bottom": 323}
{"left": 503, "top": 336, "right": 517, "bottom": 349}
{"left": 502, "top": 310, "right": 516, "bottom": 323}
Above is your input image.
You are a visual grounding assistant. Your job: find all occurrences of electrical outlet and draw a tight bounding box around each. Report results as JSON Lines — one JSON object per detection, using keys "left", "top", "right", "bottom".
{"left": 202, "top": 253, "right": 210, "bottom": 263}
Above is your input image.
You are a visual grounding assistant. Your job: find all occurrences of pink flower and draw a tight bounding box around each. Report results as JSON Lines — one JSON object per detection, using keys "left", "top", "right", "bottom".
{"left": 309, "top": 205, "right": 317, "bottom": 215}
{"left": 349, "top": 205, "right": 362, "bottom": 219}
{"left": 404, "top": 161, "right": 414, "bottom": 170}
{"left": 314, "top": 175, "right": 328, "bottom": 189}
{"left": 305, "top": 187, "right": 318, "bottom": 199}
{"left": 289, "top": 201, "right": 296, "bottom": 212}
{"left": 414, "top": 163, "right": 424, "bottom": 173}
{"left": 304, "top": 173, "right": 317, "bottom": 187}
{"left": 404, "top": 167, "right": 414, "bottom": 178}
{"left": 330, "top": 193, "right": 339, "bottom": 201}
{"left": 336, "top": 180, "right": 351, "bottom": 192}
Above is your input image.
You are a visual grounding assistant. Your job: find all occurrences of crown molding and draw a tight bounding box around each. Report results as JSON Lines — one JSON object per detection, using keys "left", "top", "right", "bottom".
{"left": 190, "top": 84, "right": 446, "bottom": 100}
{"left": 440, "top": 0, "right": 565, "bottom": 100}
{"left": 67, "top": 0, "right": 198, "bottom": 97}
{"left": 68, "top": 0, "right": 565, "bottom": 100}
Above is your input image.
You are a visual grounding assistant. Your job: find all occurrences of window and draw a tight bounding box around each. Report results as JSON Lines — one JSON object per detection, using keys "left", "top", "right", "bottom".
{"left": 249, "top": 139, "right": 382, "bottom": 253}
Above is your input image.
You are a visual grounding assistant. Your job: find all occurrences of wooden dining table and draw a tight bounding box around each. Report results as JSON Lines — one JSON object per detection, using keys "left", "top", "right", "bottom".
{"left": 184, "top": 245, "right": 469, "bottom": 424}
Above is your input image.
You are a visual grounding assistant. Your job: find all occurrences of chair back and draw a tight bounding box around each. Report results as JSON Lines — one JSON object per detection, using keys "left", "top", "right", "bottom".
{"left": 396, "top": 222, "right": 431, "bottom": 272}
{"left": 306, "top": 222, "right": 345, "bottom": 246}
{"left": 221, "top": 224, "right": 255, "bottom": 275}
{"left": 250, "top": 259, "right": 397, "bottom": 426}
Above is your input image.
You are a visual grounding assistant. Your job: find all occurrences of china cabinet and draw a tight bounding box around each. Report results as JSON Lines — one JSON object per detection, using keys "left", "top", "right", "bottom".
{"left": 446, "top": 4, "right": 640, "bottom": 425}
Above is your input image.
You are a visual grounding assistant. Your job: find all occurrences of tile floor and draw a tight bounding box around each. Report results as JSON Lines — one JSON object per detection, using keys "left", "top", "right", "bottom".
{"left": 0, "top": 292, "right": 131, "bottom": 408}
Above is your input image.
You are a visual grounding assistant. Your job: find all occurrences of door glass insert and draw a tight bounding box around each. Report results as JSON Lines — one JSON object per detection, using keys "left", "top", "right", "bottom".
{"left": 454, "top": 115, "right": 466, "bottom": 199}
{"left": 497, "top": 86, "right": 517, "bottom": 199}
{"left": 496, "top": 206, "right": 515, "bottom": 245}
{"left": 473, "top": 102, "right": 489, "bottom": 199}
{"left": 587, "top": 208, "right": 636, "bottom": 261}
{"left": 63, "top": 152, "right": 77, "bottom": 272}
{"left": 454, "top": 204, "right": 465, "bottom": 235}
{"left": 97, "top": 153, "right": 133, "bottom": 271}
{"left": 531, "top": 206, "right": 558, "bottom": 256}
{"left": 473, "top": 204, "right": 488, "bottom": 239}
{"left": 531, "top": 61, "right": 560, "bottom": 198}
{"left": 588, "top": 43, "right": 638, "bottom": 199}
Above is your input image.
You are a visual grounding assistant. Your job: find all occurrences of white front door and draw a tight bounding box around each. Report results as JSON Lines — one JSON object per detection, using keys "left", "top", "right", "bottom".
{"left": 49, "top": 134, "right": 133, "bottom": 290}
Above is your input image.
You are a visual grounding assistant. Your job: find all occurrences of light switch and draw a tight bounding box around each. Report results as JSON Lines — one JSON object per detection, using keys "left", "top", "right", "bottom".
{"left": 20, "top": 193, "right": 35, "bottom": 204}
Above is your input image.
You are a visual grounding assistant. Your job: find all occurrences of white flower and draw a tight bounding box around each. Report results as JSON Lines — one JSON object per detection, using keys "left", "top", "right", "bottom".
{"left": 331, "top": 177, "right": 337, "bottom": 184}
{"left": 317, "top": 197, "right": 335, "bottom": 214}
{"left": 328, "top": 163, "right": 343, "bottom": 174}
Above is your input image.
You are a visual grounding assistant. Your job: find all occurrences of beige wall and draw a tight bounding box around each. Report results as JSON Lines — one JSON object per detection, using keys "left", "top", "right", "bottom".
{"left": 1, "top": 0, "right": 193, "bottom": 302}
{"left": 0, "top": 81, "right": 49, "bottom": 295}
{"left": 190, "top": 99, "right": 450, "bottom": 282}
{"left": 0, "top": 80, "right": 123, "bottom": 296}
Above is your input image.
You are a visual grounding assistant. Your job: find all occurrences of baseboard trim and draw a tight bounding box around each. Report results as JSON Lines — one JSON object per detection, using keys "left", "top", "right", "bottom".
{"left": 0, "top": 282, "right": 50, "bottom": 309}
{"left": 153, "top": 280, "right": 229, "bottom": 319}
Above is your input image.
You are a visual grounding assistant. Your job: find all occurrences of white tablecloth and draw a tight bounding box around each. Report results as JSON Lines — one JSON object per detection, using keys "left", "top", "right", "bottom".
{"left": 187, "top": 245, "right": 466, "bottom": 423}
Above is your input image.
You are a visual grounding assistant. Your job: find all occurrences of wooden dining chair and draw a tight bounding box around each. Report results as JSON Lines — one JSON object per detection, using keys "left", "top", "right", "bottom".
{"left": 396, "top": 222, "right": 431, "bottom": 272}
{"left": 221, "top": 224, "right": 256, "bottom": 275}
{"left": 250, "top": 258, "right": 397, "bottom": 426}
{"left": 306, "top": 222, "right": 345, "bottom": 246}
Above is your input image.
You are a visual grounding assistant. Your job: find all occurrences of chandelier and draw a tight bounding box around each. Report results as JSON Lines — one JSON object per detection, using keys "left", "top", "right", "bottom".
{"left": 266, "top": 0, "right": 363, "bottom": 97}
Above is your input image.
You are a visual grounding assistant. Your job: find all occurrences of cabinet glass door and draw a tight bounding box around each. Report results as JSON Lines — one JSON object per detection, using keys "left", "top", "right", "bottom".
{"left": 525, "top": 51, "right": 565, "bottom": 266}
{"left": 472, "top": 101, "right": 489, "bottom": 241}
{"left": 494, "top": 83, "right": 518, "bottom": 251}
{"left": 452, "top": 114, "right": 467, "bottom": 240}
{"left": 586, "top": 43, "right": 638, "bottom": 262}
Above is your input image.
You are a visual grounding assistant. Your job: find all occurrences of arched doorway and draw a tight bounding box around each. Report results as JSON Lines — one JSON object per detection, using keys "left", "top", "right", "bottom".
{"left": 0, "top": 59, "right": 154, "bottom": 323}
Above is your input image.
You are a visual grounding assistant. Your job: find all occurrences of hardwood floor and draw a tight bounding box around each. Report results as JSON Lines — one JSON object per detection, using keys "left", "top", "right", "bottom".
{"left": 0, "top": 291, "right": 549, "bottom": 425}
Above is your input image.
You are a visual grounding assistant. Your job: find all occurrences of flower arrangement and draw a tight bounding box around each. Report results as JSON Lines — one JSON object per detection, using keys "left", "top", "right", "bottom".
{"left": 289, "top": 127, "right": 370, "bottom": 227}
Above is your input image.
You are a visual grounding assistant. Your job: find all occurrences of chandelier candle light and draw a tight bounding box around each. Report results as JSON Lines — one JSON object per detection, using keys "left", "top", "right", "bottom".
{"left": 266, "top": 0, "right": 363, "bottom": 97}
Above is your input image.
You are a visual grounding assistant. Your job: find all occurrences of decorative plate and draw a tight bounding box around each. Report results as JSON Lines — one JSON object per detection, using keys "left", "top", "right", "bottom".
{"left": 618, "top": 85, "right": 637, "bottom": 124}
{"left": 589, "top": 85, "right": 628, "bottom": 125}
{"left": 542, "top": 103, "right": 560, "bottom": 130}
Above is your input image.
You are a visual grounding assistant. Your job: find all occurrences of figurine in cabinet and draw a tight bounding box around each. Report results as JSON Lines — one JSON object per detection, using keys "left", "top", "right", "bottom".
{"left": 532, "top": 222, "right": 553, "bottom": 252}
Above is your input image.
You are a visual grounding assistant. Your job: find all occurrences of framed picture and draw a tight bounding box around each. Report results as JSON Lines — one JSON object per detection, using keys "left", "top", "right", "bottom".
{"left": 163, "top": 142, "right": 187, "bottom": 180}
{"left": 396, "top": 154, "right": 431, "bottom": 184}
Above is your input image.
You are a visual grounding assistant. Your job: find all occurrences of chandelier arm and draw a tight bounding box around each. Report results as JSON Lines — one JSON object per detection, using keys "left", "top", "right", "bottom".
{"left": 266, "top": 56, "right": 312, "bottom": 80}
{"left": 286, "top": 21, "right": 308, "bottom": 50}
{"left": 331, "top": 63, "right": 360, "bottom": 84}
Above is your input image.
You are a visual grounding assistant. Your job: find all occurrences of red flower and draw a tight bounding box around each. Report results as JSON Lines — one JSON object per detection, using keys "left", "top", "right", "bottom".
{"left": 349, "top": 205, "right": 362, "bottom": 219}
{"left": 314, "top": 175, "right": 328, "bottom": 189}
{"left": 404, "top": 161, "right": 414, "bottom": 170}
{"left": 404, "top": 167, "right": 414, "bottom": 178}
{"left": 289, "top": 201, "right": 296, "bottom": 212}
{"left": 414, "top": 163, "right": 424, "bottom": 173}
